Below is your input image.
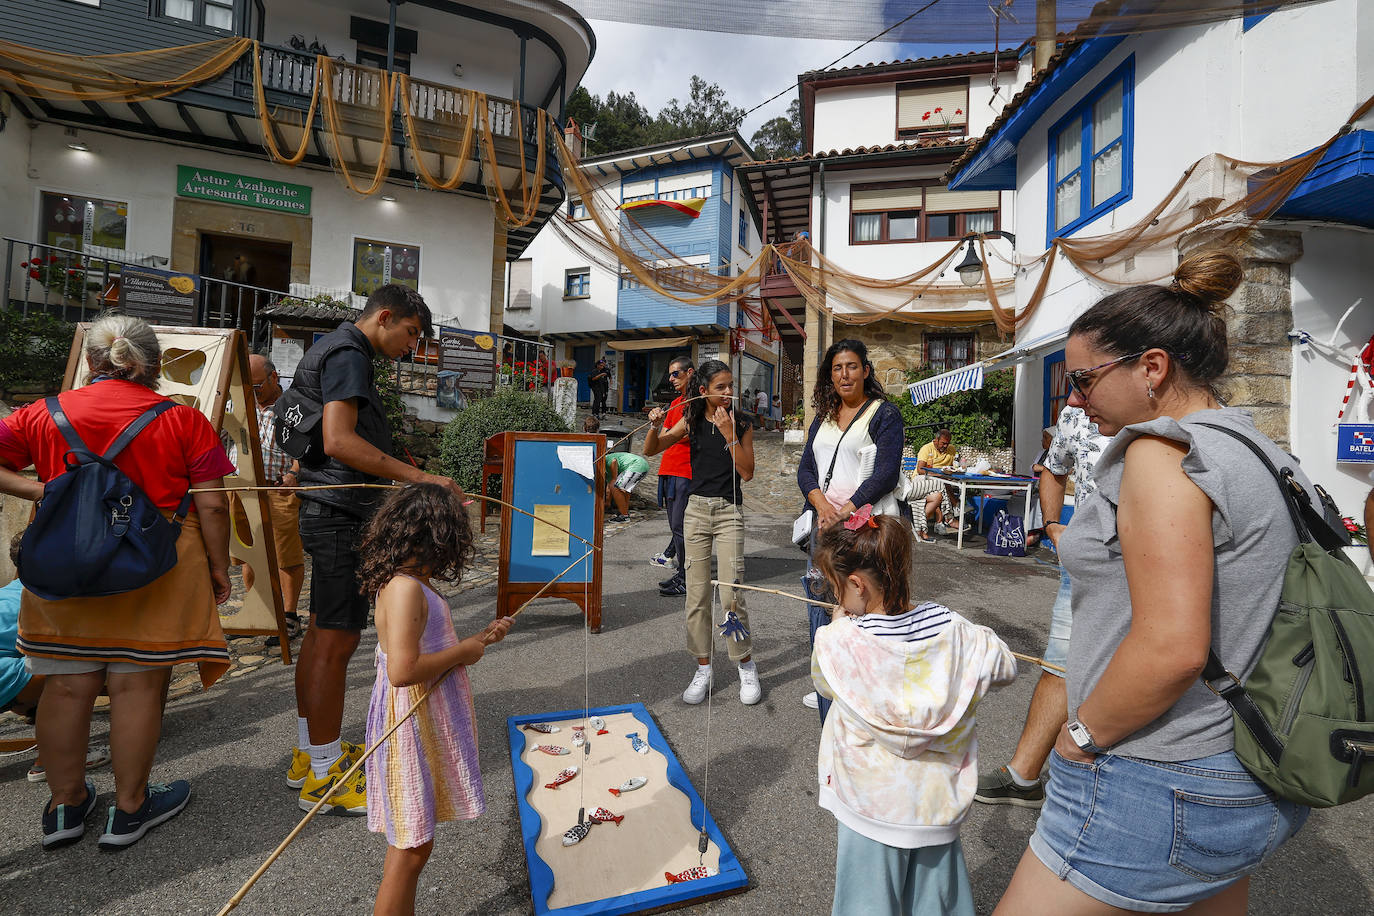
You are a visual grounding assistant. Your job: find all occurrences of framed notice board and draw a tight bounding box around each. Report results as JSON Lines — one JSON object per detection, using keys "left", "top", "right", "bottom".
{"left": 497, "top": 432, "right": 604, "bottom": 631}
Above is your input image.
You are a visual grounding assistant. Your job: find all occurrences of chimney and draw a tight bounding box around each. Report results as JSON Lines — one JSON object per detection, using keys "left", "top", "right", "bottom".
{"left": 1035, "top": 0, "right": 1056, "bottom": 71}
{"left": 564, "top": 117, "right": 584, "bottom": 159}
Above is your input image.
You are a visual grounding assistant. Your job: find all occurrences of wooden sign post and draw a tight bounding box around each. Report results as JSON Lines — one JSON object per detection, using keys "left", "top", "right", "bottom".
{"left": 63, "top": 325, "right": 292, "bottom": 659}
{"left": 496, "top": 432, "right": 604, "bottom": 631}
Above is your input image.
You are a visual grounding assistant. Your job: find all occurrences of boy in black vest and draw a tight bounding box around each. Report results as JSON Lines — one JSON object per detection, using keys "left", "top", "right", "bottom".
{"left": 285, "top": 284, "right": 463, "bottom": 815}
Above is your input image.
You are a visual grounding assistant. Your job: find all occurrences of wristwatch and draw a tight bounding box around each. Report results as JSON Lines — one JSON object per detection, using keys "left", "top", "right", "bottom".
{"left": 1067, "top": 719, "right": 1106, "bottom": 755}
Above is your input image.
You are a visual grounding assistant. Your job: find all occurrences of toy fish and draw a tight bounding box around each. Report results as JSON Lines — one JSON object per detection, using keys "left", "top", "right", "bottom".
{"left": 522, "top": 722, "right": 561, "bottom": 734}
{"left": 561, "top": 818, "right": 593, "bottom": 847}
{"left": 608, "top": 776, "right": 647, "bottom": 796}
{"left": 718, "top": 608, "right": 750, "bottom": 642}
{"left": 587, "top": 807, "right": 623, "bottom": 826}
{"left": 626, "top": 732, "right": 650, "bottom": 755}
{"left": 544, "top": 766, "right": 579, "bottom": 789}
{"left": 589, "top": 716, "right": 609, "bottom": 736}
{"left": 536, "top": 744, "right": 570, "bottom": 756}
{"left": 665, "top": 866, "right": 718, "bottom": 883}
{"left": 571, "top": 726, "right": 585, "bottom": 748}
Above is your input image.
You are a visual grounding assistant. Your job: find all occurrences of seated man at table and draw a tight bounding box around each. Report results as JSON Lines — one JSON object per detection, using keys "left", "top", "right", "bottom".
{"left": 909, "top": 429, "right": 965, "bottom": 538}
{"left": 916, "top": 428, "right": 958, "bottom": 473}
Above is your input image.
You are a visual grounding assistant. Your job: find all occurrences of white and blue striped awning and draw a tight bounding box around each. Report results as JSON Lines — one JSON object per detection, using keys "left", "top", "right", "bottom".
{"left": 907, "top": 363, "right": 985, "bottom": 406}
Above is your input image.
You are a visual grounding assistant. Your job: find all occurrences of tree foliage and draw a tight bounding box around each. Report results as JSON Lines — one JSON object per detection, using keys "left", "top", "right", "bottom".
{"left": 749, "top": 99, "right": 802, "bottom": 161}
{"left": 0, "top": 310, "right": 74, "bottom": 399}
{"left": 568, "top": 76, "right": 752, "bottom": 155}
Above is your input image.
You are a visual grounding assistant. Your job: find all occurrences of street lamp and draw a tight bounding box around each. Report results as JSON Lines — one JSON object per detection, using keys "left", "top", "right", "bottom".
{"left": 954, "top": 230, "right": 1016, "bottom": 287}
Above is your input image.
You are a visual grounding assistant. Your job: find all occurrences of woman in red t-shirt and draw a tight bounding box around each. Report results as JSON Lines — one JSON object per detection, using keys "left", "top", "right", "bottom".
{"left": 0, "top": 314, "right": 234, "bottom": 851}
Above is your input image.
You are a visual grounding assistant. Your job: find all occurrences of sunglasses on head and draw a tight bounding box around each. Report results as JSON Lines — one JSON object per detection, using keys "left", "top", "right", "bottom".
{"left": 1065, "top": 350, "right": 1147, "bottom": 398}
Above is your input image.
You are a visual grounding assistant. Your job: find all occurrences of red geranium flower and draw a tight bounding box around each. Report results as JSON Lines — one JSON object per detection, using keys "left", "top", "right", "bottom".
{"left": 934, "top": 107, "right": 943, "bottom": 113}
{"left": 921, "top": 112, "right": 931, "bottom": 121}
{"left": 955, "top": 108, "right": 963, "bottom": 115}
{"left": 28, "top": 269, "right": 40, "bottom": 279}
{"left": 47, "top": 255, "right": 58, "bottom": 263}
{"left": 1344, "top": 517, "right": 1360, "bottom": 533}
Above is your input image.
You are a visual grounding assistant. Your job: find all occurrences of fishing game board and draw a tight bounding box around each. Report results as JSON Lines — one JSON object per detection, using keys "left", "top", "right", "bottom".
{"left": 507, "top": 703, "right": 748, "bottom": 915}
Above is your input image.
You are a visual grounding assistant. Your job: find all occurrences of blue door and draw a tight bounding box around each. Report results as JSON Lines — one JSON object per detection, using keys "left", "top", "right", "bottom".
{"left": 573, "top": 345, "right": 595, "bottom": 402}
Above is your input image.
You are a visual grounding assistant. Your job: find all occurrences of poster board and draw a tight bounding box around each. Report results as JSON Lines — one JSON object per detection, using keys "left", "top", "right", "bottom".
{"left": 62, "top": 325, "right": 292, "bottom": 660}
{"left": 497, "top": 433, "right": 604, "bottom": 631}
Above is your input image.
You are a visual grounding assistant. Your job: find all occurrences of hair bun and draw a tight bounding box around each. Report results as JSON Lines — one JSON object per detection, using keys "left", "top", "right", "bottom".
{"left": 1173, "top": 250, "right": 1243, "bottom": 308}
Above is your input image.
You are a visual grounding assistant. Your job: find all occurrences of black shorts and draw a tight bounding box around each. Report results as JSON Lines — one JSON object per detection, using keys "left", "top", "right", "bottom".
{"left": 298, "top": 500, "right": 370, "bottom": 630}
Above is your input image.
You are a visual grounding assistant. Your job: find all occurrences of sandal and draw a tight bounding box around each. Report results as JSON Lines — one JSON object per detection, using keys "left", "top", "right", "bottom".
{"left": 27, "top": 745, "right": 111, "bottom": 782}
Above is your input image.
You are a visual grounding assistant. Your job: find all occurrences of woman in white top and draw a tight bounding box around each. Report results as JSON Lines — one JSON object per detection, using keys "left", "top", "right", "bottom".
{"left": 796, "top": 339, "right": 906, "bottom": 721}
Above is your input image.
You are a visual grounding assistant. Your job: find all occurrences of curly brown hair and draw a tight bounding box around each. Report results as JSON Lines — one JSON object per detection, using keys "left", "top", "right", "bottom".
{"left": 356, "top": 483, "right": 476, "bottom": 596}
{"left": 811, "top": 338, "right": 887, "bottom": 423}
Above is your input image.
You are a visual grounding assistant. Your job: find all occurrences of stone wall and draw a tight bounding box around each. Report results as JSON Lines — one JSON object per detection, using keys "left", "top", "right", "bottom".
{"left": 1211, "top": 230, "right": 1301, "bottom": 448}
{"left": 397, "top": 412, "right": 448, "bottom": 473}
{"left": 861, "top": 319, "right": 1009, "bottom": 393}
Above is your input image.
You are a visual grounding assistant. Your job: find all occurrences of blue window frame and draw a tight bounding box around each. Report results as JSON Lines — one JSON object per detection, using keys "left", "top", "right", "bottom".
{"left": 564, "top": 268, "right": 590, "bottom": 298}
{"left": 1047, "top": 57, "right": 1133, "bottom": 244}
{"left": 1044, "top": 349, "right": 1068, "bottom": 429}
{"left": 738, "top": 208, "right": 748, "bottom": 249}
{"left": 1243, "top": 2, "right": 1281, "bottom": 30}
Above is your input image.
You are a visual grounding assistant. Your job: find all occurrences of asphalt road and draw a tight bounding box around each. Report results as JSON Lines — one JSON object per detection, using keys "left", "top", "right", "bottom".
{"left": 1, "top": 513, "right": 1371, "bottom": 915}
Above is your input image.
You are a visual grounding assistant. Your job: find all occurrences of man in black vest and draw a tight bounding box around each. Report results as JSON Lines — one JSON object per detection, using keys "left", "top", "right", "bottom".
{"left": 285, "top": 284, "right": 460, "bottom": 815}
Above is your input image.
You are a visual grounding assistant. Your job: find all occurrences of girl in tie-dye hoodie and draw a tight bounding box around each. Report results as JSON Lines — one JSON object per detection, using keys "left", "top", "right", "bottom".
{"left": 813, "top": 512, "right": 1017, "bottom": 916}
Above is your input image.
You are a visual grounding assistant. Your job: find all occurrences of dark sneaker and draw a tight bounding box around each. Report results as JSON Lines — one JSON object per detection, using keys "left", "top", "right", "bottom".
{"left": 42, "top": 781, "right": 97, "bottom": 850}
{"left": 97, "top": 780, "right": 191, "bottom": 850}
{"left": 974, "top": 766, "right": 1045, "bottom": 808}
{"left": 659, "top": 581, "right": 687, "bottom": 597}
{"left": 609, "top": 514, "right": 630, "bottom": 523}
{"left": 659, "top": 575, "right": 685, "bottom": 589}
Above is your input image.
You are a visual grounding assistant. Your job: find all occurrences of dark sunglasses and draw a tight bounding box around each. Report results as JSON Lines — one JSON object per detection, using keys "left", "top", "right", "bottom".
{"left": 668, "top": 369, "right": 690, "bottom": 379}
{"left": 1065, "top": 351, "right": 1146, "bottom": 398}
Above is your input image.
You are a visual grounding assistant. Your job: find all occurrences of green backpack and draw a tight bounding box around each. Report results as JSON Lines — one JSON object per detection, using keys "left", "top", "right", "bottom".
{"left": 1199, "top": 423, "right": 1374, "bottom": 808}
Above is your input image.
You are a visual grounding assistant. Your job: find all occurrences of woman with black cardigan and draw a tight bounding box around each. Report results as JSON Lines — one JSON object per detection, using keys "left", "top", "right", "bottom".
{"left": 796, "top": 339, "right": 906, "bottom": 720}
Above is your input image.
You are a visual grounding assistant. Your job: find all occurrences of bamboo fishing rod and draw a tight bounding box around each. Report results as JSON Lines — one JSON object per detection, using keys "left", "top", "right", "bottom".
{"left": 711, "top": 579, "right": 1065, "bottom": 675}
{"left": 215, "top": 547, "right": 595, "bottom": 915}
{"left": 191, "top": 483, "right": 600, "bottom": 552}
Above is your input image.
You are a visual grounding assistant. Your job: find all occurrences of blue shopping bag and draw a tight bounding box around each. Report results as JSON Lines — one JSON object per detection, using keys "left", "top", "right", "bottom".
{"left": 984, "top": 510, "right": 1027, "bottom": 557}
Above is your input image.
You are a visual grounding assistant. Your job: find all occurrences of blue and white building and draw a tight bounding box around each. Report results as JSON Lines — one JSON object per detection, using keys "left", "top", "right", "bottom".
{"left": 508, "top": 131, "right": 776, "bottom": 412}
{"left": 946, "top": 0, "right": 1374, "bottom": 529}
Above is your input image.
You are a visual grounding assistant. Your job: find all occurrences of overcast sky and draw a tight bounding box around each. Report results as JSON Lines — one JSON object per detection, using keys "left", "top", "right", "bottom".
{"left": 580, "top": 19, "right": 959, "bottom": 140}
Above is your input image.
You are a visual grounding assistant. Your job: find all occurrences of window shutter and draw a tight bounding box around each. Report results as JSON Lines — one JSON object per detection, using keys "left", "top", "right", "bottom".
{"left": 924, "top": 188, "right": 1000, "bottom": 213}
{"left": 509, "top": 259, "right": 532, "bottom": 310}
{"left": 896, "top": 82, "right": 969, "bottom": 131}
{"left": 852, "top": 186, "right": 924, "bottom": 212}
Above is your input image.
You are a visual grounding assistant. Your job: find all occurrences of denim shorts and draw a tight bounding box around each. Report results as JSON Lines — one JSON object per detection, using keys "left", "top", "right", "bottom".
{"left": 1030, "top": 749, "right": 1309, "bottom": 912}
{"left": 1042, "top": 564, "right": 1072, "bottom": 676}
{"left": 298, "top": 500, "right": 369, "bottom": 631}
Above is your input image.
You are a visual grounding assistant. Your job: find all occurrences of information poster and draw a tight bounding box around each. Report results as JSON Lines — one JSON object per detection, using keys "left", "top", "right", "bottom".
{"left": 118, "top": 265, "right": 199, "bottom": 325}
{"left": 530, "top": 504, "right": 571, "bottom": 557}
{"left": 353, "top": 238, "right": 419, "bottom": 295}
{"left": 438, "top": 326, "right": 498, "bottom": 391}
{"left": 41, "top": 192, "right": 128, "bottom": 252}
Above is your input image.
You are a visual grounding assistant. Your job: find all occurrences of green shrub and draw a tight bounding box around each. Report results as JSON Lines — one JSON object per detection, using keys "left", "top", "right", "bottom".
{"left": 439, "top": 387, "right": 569, "bottom": 493}
{"left": 373, "top": 355, "right": 407, "bottom": 442}
{"left": 0, "top": 310, "right": 75, "bottom": 398}
{"left": 891, "top": 366, "right": 1014, "bottom": 450}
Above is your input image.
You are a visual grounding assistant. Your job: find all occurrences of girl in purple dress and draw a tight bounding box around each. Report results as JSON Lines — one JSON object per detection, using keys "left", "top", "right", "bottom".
{"left": 357, "top": 484, "right": 512, "bottom": 916}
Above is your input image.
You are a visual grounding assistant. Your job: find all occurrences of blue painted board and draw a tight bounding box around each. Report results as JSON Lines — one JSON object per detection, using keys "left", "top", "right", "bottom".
{"left": 507, "top": 438, "right": 599, "bottom": 584}
{"left": 507, "top": 703, "right": 749, "bottom": 915}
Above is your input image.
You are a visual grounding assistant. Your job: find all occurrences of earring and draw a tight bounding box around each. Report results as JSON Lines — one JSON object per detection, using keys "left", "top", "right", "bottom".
{"left": 1147, "top": 383, "right": 1156, "bottom": 399}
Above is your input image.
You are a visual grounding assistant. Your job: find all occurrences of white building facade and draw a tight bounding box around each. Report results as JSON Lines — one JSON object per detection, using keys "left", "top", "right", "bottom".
{"left": 948, "top": 0, "right": 1374, "bottom": 523}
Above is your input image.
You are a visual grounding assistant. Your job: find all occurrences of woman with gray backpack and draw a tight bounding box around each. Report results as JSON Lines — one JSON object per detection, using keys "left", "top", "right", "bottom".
{"left": 994, "top": 251, "right": 1328, "bottom": 914}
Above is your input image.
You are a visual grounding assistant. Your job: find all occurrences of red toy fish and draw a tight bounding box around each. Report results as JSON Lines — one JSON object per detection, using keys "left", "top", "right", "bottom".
{"left": 535, "top": 744, "right": 570, "bottom": 756}
{"left": 544, "top": 766, "right": 579, "bottom": 789}
{"left": 665, "top": 866, "right": 718, "bottom": 883}
{"left": 587, "top": 806, "right": 623, "bottom": 826}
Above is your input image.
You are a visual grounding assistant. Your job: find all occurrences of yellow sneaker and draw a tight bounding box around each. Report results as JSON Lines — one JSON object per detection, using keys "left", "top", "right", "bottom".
{"left": 298, "top": 757, "right": 367, "bottom": 816}
{"left": 286, "top": 741, "right": 363, "bottom": 789}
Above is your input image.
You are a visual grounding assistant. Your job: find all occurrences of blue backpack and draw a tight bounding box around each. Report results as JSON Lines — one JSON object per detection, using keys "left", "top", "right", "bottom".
{"left": 18, "top": 397, "right": 191, "bottom": 601}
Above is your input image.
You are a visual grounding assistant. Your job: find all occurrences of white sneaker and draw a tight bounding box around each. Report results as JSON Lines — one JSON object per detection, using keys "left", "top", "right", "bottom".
{"left": 802, "top": 691, "right": 820, "bottom": 709}
{"left": 738, "top": 662, "right": 762, "bottom": 705}
{"left": 682, "top": 666, "right": 713, "bottom": 705}
{"left": 649, "top": 552, "right": 671, "bottom": 568}
{"left": 933, "top": 522, "right": 949, "bottom": 536}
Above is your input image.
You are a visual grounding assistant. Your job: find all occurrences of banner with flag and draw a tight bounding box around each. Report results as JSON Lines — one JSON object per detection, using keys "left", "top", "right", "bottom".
{"left": 907, "top": 363, "right": 984, "bottom": 406}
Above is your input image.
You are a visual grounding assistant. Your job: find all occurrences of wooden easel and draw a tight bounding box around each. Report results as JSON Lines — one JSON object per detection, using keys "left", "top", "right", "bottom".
{"left": 63, "top": 325, "right": 292, "bottom": 660}
{"left": 496, "top": 432, "right": 604, "bottom": 632}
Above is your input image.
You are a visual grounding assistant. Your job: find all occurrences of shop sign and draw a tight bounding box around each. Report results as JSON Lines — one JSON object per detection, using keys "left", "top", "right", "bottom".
{"left": 177, "top": 165, "right": 311, "bottom": 215}
{"left": 1336, "top": 424, "right": 1374, "bottom": 463}
{"left": 438, "top": 327, "right": 498, "bottom": 391}
{"left": 119, "top": 265, "right": 199, "bottom": 325}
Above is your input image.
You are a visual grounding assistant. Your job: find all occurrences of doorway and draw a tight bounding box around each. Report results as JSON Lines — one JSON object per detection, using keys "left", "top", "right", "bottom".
{"left": 197, "top": 232, "right": 292, "bottom": 330}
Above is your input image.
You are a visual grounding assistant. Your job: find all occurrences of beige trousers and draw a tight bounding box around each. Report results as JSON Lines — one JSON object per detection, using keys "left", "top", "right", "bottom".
{"left": 682, "top": 494, "right": 752, "bottom": 662}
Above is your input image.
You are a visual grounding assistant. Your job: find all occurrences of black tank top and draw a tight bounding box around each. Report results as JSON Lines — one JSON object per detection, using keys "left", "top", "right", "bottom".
{"left": 687, "top": 413, "right": 747, "bottom": 504}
